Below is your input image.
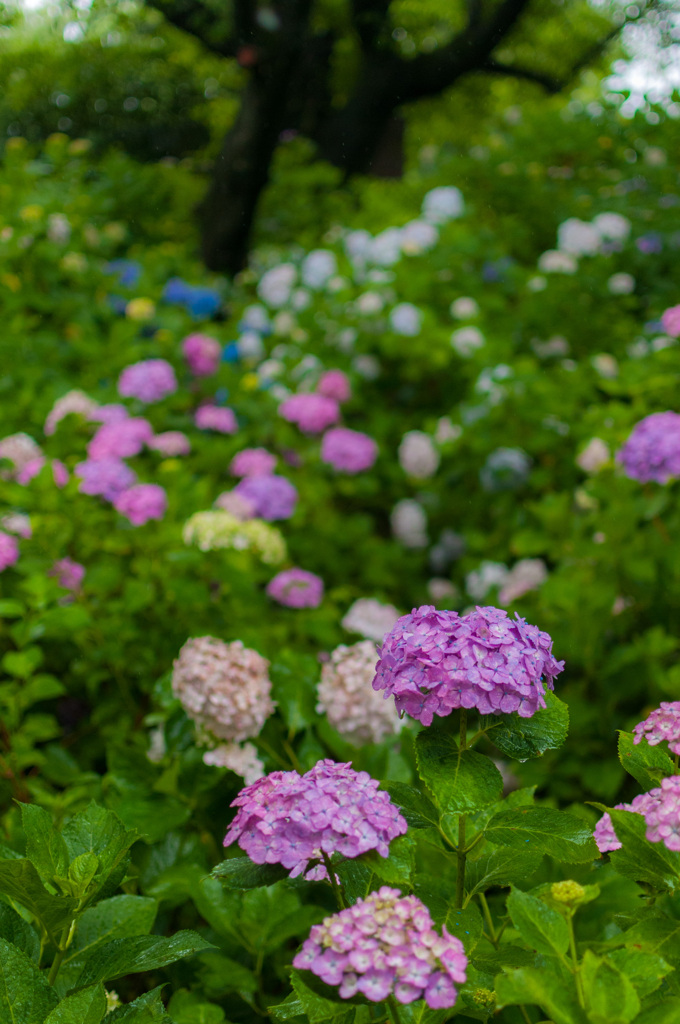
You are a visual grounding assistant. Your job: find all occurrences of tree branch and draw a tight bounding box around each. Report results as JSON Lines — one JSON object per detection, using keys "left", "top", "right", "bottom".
{"left": 145, "top": 0, "right": 238, "bottom": 57}
{"left": 481, "top": 57, "right": 563, "bottom": 92}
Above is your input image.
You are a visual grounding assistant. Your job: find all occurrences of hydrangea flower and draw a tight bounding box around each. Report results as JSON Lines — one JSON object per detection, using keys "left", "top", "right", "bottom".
{"left": 480, "top": 447, "right": 531, "bottom": 492}
{"left": 294, "top": 886, "right": 467, "bottom": 1008}
{"left": 118, "top": 359, "right": 177, "bottom": 403}
{"left": 16, "top": 456, "right": 46, "bottom": 485}
{"left": 279, "top": 394, "right": 340, "bottom": 434}
{"left": 422, "top": 186, "right": 464, "bottom": 224}
{"left": 617, "top": 412, "right": 680, "bottom": 483}
{"left": 258, "top": 263, "right": 297, "bottom": 307}
{"left": 183, "top": 510, "right": 287, "bottom": 565}
{"left": 498, "top": 559, "right": 548, "bottom": 606}
{"left": 451, "top": 326, "right": 484, "bottom": 357}
{"left": 317, "top": 370, "right": 351, "bottom": 403}
{"left": 1, "top": 513, "right": 31, "bottom": 539}
{"left": 318, "top": 641, "right": 402, "bottom": 745}
{"left": 224, "top": 760, "right": 407, "bottom": 879}
{"left": 214, "top": 491, "right": 257, "bottom": 520}
{"left": 661, "top": 305, "right": 680, "bottom": 338}
{"left": 234, "top": 475, "right": 298, "bottom": 521}
{"left": 634, "top": 702, "right": 680, "bottom": 756}
{"left": 0, "top": 531, "right": 20, "bottom": 571}
{"left": 373, "top": 605, "right": 564, "bottom": 724}
{"left": 203, "top": 741, "right": 265, "bottom": 784}
{"left": 75, "top": 458, "right": 137, "bottom": 500}
{"left": 114, "top": 484, "right": 167, "bottom": 526}
{"left": 0, "top": 433, "right": 42, "bottom": 475}
{"left": 230, "top": 448, "right": 277, "bottom": 477}
{"left": 391, "top": 499, "right": 428, "bottom": 548}
{"left": 173, "top": 637, "right": 274, "bottom": 744}
{"left": 90, "top": 403, "right": 129, "bottom": 424}
{"left": 194, "top": 405, "right": 238, "bottom": 434}
{"left": 341, "top": 598, "right": 401, "bottom": 643}
{"left": 45, "top": 390, "right": 99, "bottom": 435}
{"left": 389, "top": 303, "right": 422, "bottom": 337}
{"left": 557, "top": 218, "right": 600, "bottom": 256}
{"left": 182, "top": 333, "right": 222, "bottom": 376}
{"left": 321, "top": 428, "right": 378, "bottom": 474}
{"left": 576, "top": 438, "right": 610, "bottom": 473}
{"left": 266, "top": 568, "right": 324, "bottom": 608}
{"left": 148, "top": 431, "right": 191, "bottom": 456}
{"left": 301, "top": 250, "right": 337, "bottom": 289}
{"left": 49, "top": 557, "right": 85, "bottom": 591}
{"left": 52, "top": 460, "right": 70, "bottom": 487}
{"left": 87, "top": 418, "right": 154, "bottom": 460}
{"left": 594, "top": 779, "right": 680, "bottom": 853}
{"left": 398, "top": 431, "right": 439, "bottom": 479}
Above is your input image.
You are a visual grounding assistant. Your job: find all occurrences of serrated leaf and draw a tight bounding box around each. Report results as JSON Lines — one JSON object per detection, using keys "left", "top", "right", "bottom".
{"left": 506, "top": 887, "right": 569, "bottom": 958}
{"left": 290, "top": 970, "right": 354, "bottom": 1024}
{"left": 484, "top": 807, "right": 598, "bottom": 863}
{"left": 471, "top": 945, "right": 537, "bottom": 974}
{"left": 415, "top": 732, "right": 503, "bottom": 814}
{"left": 0, "top": 935, "right": 58, "bottom": 1024}
{"left": 211, "top": 857, "right": 289, "bottom": 889}
{"left": 618, "top": 916, "right": 680, "bottom": 961}
{"left": 380, "top": 783, "right": 440, "bottom": 829}
{"left": 0, "top": 901, "right": 40, "bottom": 962}
{"left": 581, "top": 950, "right": 640, "bottom": 1024}
{"left": 43, "top": 983, "right": 106, "bottom": 1024}
{"left": 76, "top": 930, "right": 215, "bottom": 986}
{"left": 363, "top": 833, "right": 414, "bottom": 886}
{"left": 618, "top": 732, "right": 674, "bottom": 790}
{"left": 61, "top": 803, "right": 137, "bottom": 903}
{"left": 59, "top": 895, "right": 158, "bottom": 988}
{"left": 0, "top": 859, "right": 77, "bottom": 937}
{"left": 466, "top": 848, "right": 544, "bottom": 897}
{"left": 334, "top": 858, "right": 379, "bottom": 906}
{"left": 607, "top": 949, "right": 672, "bottom": 999}
{"left": 105, "top": 986, "right": 172, "bottom": 1022}
{"left": 602, "top": 807, "right": 680, "bottom": 889}
{"left": 19, "top": 803, "right": 70, "bottom": 887}
{"left": 496, "top": 963, "right": 587, "bottom": 1024}
{"left": 486, "top": 690, "right": 569, "bottom": 761}
{"left": 444, "top": 903, "right": 483, "bottom": 953}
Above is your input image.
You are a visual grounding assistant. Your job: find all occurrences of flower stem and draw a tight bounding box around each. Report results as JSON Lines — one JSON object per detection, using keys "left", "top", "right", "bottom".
{"left": 386, "top": 995, "right": 403, "bottom": 1024}
{"left": 322, "top": 851, "right": 346, "bottom": 910}
{"left": 478, "top": 893, "right": 497, "bottom": 946}
{"left": 455, "top": 709, "right": 468, "bottom": 908}
{"left": 567, "top": 913, "right": 585, "bottom": 1009}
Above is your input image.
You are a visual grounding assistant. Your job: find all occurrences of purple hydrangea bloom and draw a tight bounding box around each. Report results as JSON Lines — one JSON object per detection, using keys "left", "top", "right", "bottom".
{"left": 75, "top": 458, "right": 137, "bottom": 501}
{"left": 266, "top": 568, "right": 324, "bottom": 608}
{"left": 0, "top": 531, "right": 20, "bottom": 571}
{"left": 616, "top": 412, "right": 680, "bottom": 483}
{"left": 195, "top": 405, "right": 238, "bottom": 434}
{"left": 49, "top": 557, "right": 85, "bottom": 591}
{"left": 373, "top": 605, "right": 564, "bottom": 725}
{"left": 293, "top": 886, "right": 467, "bottom": 1008}
{"left": 182, "top": 333, "right": 222, "bottom": 376}
{"left": 224, "top": 760, "right": 407, "bottom": 879}
{"left": 118, "top": 359, "right": 178, "bottom": 403}
{"left": 279, "top": 394, "right": 340, "bottom": 434}
{"left": 318, "top": 370, "right": 351, "bottom": 403}
{"left": 594, "top": 777, "right": 680, "bottom": 853}
{"left": 148, "top": 431, "right": 191, "bottom": 456}
{"left": 234, "top": 475, "right": 298, "bottom": 521}
{"left": 321, "top": 427, "right": 378, "bottom": 474}
{"left": 634, "top": 702, "right": 680, "bottom": 756}
{"left": 661, "top": 305, "right": 680, "bottom": 338}
{"left": 87, "top": 417, "right": 154, "bottom": 460}
{"left": 113, "top": 484, "right": 167, "bottom": 526}
{"left": 230, "top": 447, "right": 277, "bottom": 477}
{"left": 90, "top": 404, "right": 129, "bottom": 425}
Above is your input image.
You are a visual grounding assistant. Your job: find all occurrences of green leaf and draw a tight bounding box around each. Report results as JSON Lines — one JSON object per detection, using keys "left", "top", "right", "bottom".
{"left": 105, "top": 986, "right": 173, "bottom": 1022}
{"left": 471, "top": 944, "right": 537, "bottom": 974}
{"left": 76, "top": 930, "right": 215, "bottom": 986}
{"left": 486, "top": 690, "right": 569, "bottom": 761}
{"left": 618, "top": 917, "right": 680, "bottom": 962}
{"left": 211, "top": 857, "right": 289, "bottom": 889}
{"left": 466, "top": 848, "right": 544, "bottom": 897}
{"left": 604, "top": 808, "right": 680, "bottom": 889}
{"left": 167, "top": 989, "right": 226, "bottom": 1024}
{"left": 618, "top": 731, "right": 674, "bottom": 790}
{"left": 290, "top": 970, "right": 354, "bottom": 1024}
{"left": 506, "top": 887, "right": 569, "bottom": 958}
{"left": 0, "top": 901, "right": 40, "bottom": 962}
{"left": 270, "top": 653, "right": 318, "bottom": 732}
{"left": 380, "top": 783, "right": 440, "bottom": 829}
{"left": 607, "top": 949, "right": 672, "bottom": 999}
{"left": 0, "top": 935, "right": 58, "bottom": 1024}
{"left": 334, "top": 858, "right": 379, "bottom": 906}
{"left": 43, "top": 983, "right": 106, "bottom": 1024}
{"left": 66, "top": 852, "right": 100, "bottom": 895}
{"left": 363, "top": 833, "right": 414, "bottom": 886}
{"left": 484, "top": 807, "right": 598, "bottom": 863}
{"left": 415, "top": 732, "right": 502, "bottom": 814}
{"left": 61, "top": 803, "right": 137, "bottom": 902}
{"left": 495, "top": 963, "right": 587, "bottom": 1024}
{"left": 580, "top": 950, "right": 640, "bottom": 1024}
{"left": 59, "top": 895, "right": 158, "bottom": 987}
{"left": 635, "top": 1001, "right": 680, "bottom": 1024}
{"left": 20, "top": 803, "right": 70, "bottom": 885}
{"left": 444, "top": 903, "right": 483, "bottom": 953}
{"left": 0, "top": 859, "right": 77, "bottom": 937}
{"left": 0, "top": 599, "right": 25, "bottom": 618}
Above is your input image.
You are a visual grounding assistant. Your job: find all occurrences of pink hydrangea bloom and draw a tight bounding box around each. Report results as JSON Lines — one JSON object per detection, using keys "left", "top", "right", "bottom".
{"left": 195, "top": 405, "right": 238, "bottom": 434}
{"left": 75, "top": 458, "right": 137, "bottom": 500}
{"left": 0, "top": 433, "right": 42, "bottom": 474}
{"left": 266, "top": 568, "right": 324, "bottom": 608}
{"left": 224, "top": 760, "right": 407, "bottom": 880}
{"left": 373, "top": 605, "right": 564, "bottom": 725}
{"left": 45, "top": 390, "right": 99, "bottom": 435}
{"left": 318, "top": 641, "right": 401, "bottom": 745}
{"left": 634, "top": 702, "right": 680, "bottom": 756}
{"left": 318, "top": 370, "right": 351, "bottom": 403}
{"left": 213, "top": 491, "right": 256, "bottom": 520}
{"left": 279, "top": 394, "right": 340, "bottom": 434}
{"left": 617, "top": 412, "right": 680, "bottom": 483}
{"left": 16, "top": 456, "right": 46, "bottom": 485}
{"left": 148, "top": 431, "right": 191, "bottom": 456}
{"left": 49, "top": 557, "right": 85, "bottom": 591}
{"left": 182, "top": 333, "right": 222, "bottom": 376}
{"left": 87, "top": 417, "right": 154, "bottom": 460}
{"left": 661, "top": 304, "right": 680, "bottom": 338}
{"left": 230, "top": 448, "right": 277, "bottom": 477}
{"left": 173, "top": 637, "right": 274, "bottom": 743}
{"left": 113, "top": 483, "right": 167, "bottom": 525}
{"left": 321, "top": 427, "right": 378, "bottom": 473}
{"left": 234, "top": 475, "right": 298, "bottom": 521}
{"left": 293, "top": 886, "right": 467, "bottom": 1008}
{"left": 594, "top": 779, "right": 680, "bottom": 853}
{"left": 90, "top": 403, "right": 129, "bottom": 424}
{"left": 52, "top": 460, "right": 69, "bottom": 487}
{"left": 1, "top": 514, "right": 31, "bottom": 539}
{"left": 203, "top": 742, "right": 265, "bottom": 784}
{"left": 0, "top": 531, "right": 20, "bottom": 571}
{"left": 118, "top": 359, "right": 178, "bottom": 403}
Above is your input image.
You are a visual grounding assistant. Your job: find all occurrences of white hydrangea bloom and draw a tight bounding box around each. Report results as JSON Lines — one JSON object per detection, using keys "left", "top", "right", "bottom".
{"left": 301, "top": 249, "right": 337, "bottom": 289}
{"left": 356, "top": 291, "right": 384, "bottom": 315}
{"left": 398, "top": 430, "right": 440, "bottom": 478}
{"left": 391, "top": 499, "right": 428, "bottom": 548}
{"left": 400, "top": 220, "right": 438, "bottom": 254}
{"left": 498, "top": 559, "right": 548, "bottom": 606}
{"left": 422, "top": 186, "right": 464, "bottom": 224}
{"left": 592, "top": 212, "right": 630, "bottom": 241}
{"left": 389, "top": 303, "right": 422, "bottom": 336}
{"left": 450, "top": 297, "right": 479, "bottom": 319}
{"left": 317, "top": 641, "right": 402, "bottom": 745}
{"left": 341, "top": 598, "right": 401, "bottom": 643}
{"left": 238, "top": 331, "right": 266, "bottom": 360}
{"left": 257, "top": 263, "right": 297, "bottom": 307}
{"left": 608, "top": 273, "right": 635, "bottom": 295}
{"left": 451, "top": 326, "right": 484, "bottom": 356}
{"left": 557, "top": 218, "right": 601, "bottom": 256}
{"left": 576, "top": 438, "right": 610, "bottom": 473}
{"left": 203, "top": 741, "right": 265, "bottom": 784}
{"left": 241, "top": 304, "right": 270, "bottom": 332}
{"left": 465, "top": 561, "right": 509, "bottom": 601}
{"left": 538, "top": 250, "right": 577, "bottom": 274}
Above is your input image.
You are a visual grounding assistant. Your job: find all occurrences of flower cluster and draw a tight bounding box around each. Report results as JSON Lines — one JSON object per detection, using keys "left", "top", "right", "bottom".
{"left": 294, "top": 886, "right": 467, "bottom": 1008}
{"left": 398, "top": 431, "right": 439, "bottom": 479}
{"left": 49, "top": 557, "right": 85, "bottom": 591}
{"left": 148, "top": 431, "right": 191, "bottom": 456}
{"left": 634, "top": 702, "right": 680, "bottom": 756}
{"left": 321, "top": 428, "right": 378, "bottom": 473}
{"left": 318, "top": 641, "right": 401, "bottom": 745}
{"left": 0, "top": 433, "right": 42, "bottom": 475}
{"left": 616, "top": 412, "right": 680, "bottom": 483}
{"left": 230, "top": 448, "right": 277, "bottom": 477}
{"left": 234, "top": 475, "right": 298, "bottom": 521}
{"left": 118, "top": 359, "right": 177, "bottom": 403}
{"left": 266, "top": 568, "right": 324, "bottom": 608}
{"left": 279, "top": 394, "right": 340, "bottom": 433}
{"left": 172, "top": 637, "right": 274, "bottom": 743}
{"left": 594, "top": 777, "right": 680, "bottom": 853}
{"left": 203, "top": 741, "right": 265, "bottom": 784}
{"left": 224, "top": 760, "right": 407, "bottom": 879}
{"left": 87, "top": 417, "right": 153, "bottom": 460}
{"left": 182, "top": 333, "right": 222, "bottom": 376}
{"left": 194, "top": 405, "right": 238, "bottom": 434}
{"left": 183, "top": 510, "right": 287, "bottom": 565}
{"left": 0, "top": 531, "right": 20, "bottom": 572}
{"left": 75, "top": 458, "right": 137, "bottom": 500}
{"left": 114, "top": 484, "right": 167, "bottom": 526}
{"left": 373, "top": 605, "right": 564, "bottom": 724}
{"left": 44, "top": 389, "right": 99, "bottom": 434}
{"left": 661, "top": 304, "right": 680, "bottom": 338}
{"left": 341, "top": 598, "right": 401, "bottom": 642}
{"left": 317, "top": 370, "right": 351, "bottom": 403}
